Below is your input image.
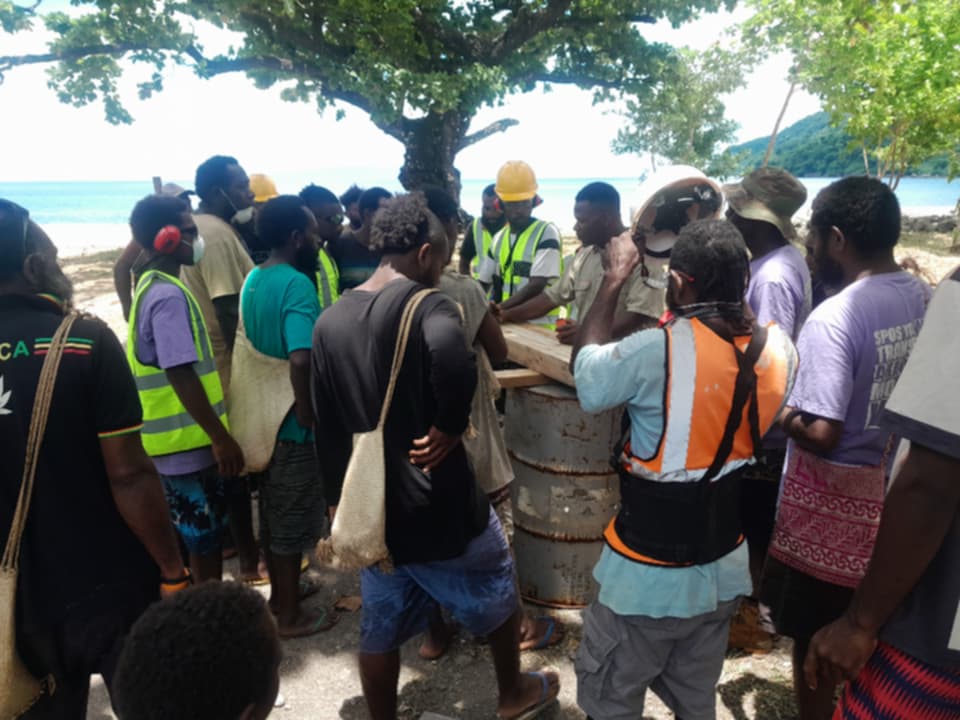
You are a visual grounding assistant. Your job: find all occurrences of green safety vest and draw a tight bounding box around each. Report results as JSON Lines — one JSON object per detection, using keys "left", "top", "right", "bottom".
{"left": 493, "top": 219, "right": 560, "bottom": 326}
{"left": 316, "top": 246, "right": 340, "bottom": 310}
{"left": 127, "top": 270, "right": 227, "bottom": 458}
{"left": 469, "top": 218, "right": 494, "bottom": 280}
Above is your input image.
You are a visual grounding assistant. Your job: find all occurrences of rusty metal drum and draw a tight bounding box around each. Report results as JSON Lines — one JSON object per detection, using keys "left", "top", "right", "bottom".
{"left": 505, "top": 383, "right": 622, "bottom": 608}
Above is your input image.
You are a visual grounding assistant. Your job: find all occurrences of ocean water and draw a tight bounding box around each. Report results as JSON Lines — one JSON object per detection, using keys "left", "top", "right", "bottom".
{"left": 0, "top": 175, "right": 956, "bottom": 245}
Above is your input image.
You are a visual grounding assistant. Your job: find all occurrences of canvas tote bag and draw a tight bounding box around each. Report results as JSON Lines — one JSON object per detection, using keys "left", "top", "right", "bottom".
{"left": 1, "top": 312, "right": 76, "bottom": 718}
{"left": 226, "top": 290, "right": 295, "bottom": 473}
{"left": 317, "top": 288, "right": 435, "bottom": 570}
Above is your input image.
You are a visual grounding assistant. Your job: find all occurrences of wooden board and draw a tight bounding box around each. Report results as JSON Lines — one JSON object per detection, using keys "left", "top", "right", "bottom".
{"left": 502, "top": 323, "right": 574, "bottom": 387}
{"left": 494, "top": 368, "right": 551, "bottom": 389}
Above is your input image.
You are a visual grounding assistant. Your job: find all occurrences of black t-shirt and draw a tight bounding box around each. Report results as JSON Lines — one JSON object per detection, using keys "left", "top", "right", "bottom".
{"left": 311, "top": 278, "right": 489, "bottom": 565}
{"left": 0, "top": 295, "right": 157, "bottom": 632}
{"left": 327, "top": 230, "right": 382, "bottom": 292}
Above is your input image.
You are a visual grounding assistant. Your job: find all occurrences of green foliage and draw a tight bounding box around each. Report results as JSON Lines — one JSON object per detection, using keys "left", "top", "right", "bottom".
{"left": 744, "top": 0, "right": 960, "bottom": 185}
{"left": 725, "top": 112, "right": 956, "bottom": 177}
{"left": 0, "top": 0, "right": 735, "bottom": 191}
{"left": 611, "top": 43, "right": 747, "bottom": 178}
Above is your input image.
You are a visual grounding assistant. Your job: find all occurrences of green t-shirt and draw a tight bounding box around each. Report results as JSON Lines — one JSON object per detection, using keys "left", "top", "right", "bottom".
{"left": 240, "top": 264, "right": 320, "bottom": 443}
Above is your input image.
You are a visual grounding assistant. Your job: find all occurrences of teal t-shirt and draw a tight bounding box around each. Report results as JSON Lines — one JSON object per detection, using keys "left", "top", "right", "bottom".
{"left": 241, "top": 264, "right": 321, "bottom": 443}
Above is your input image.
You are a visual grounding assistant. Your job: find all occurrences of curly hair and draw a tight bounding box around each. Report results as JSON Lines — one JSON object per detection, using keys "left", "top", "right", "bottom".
{"left": 670, "top": 219, "right": 750, "bottom": 306}
{"left": 810, "top": 176, "right": 900, "bottom": 256}
{"left": 112, "top": 582, "right": 279, "bottom": 720}
{"left": 369, "top": 192, "right": 442, "bottom": 254}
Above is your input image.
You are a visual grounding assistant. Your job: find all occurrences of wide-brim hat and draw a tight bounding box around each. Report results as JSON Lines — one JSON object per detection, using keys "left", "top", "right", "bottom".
{"left": 722, "top": 167, "right": 807, "bottom": 240}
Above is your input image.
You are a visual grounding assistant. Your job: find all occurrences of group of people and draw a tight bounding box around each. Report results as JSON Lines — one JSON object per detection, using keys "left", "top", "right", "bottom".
{"left": 1, "top": 153, "right": 958, "bottom": 720}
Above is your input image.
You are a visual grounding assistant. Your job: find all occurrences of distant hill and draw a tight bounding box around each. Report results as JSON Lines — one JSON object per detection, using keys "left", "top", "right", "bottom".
{"left": 726, "top": 112, "right": 952, "bottom": 177}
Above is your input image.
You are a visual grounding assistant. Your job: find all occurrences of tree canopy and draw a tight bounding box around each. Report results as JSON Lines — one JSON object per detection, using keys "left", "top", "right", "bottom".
{"left": 0, "top": 0, "right": 732, "bottom": 198}
{"left": 611, "top": 43, "right": 746, "bottom": 178}
{"left": 744, "top": 0, "right": 960, "bottom": 187}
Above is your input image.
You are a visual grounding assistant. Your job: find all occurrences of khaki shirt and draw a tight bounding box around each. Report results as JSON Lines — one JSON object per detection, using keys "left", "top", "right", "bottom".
{"left": 180, "top": 214, "right": 254, "bottom": 392}
{"left": 544, "top": 244, "right": 666, "bottom": 321}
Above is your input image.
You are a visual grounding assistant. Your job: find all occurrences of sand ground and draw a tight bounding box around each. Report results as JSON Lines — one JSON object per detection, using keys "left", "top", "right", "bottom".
{"left": 68, "top": 231, "right": 957, "bottom": 720}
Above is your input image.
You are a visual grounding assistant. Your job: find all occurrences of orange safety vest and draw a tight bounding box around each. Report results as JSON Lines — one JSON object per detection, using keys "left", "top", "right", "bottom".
{"left": 605, "top": 316, "right": 796, "bottom": 566}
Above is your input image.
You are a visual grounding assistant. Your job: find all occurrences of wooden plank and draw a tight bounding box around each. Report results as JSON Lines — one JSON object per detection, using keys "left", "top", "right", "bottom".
{"left": 494, "top": 368, "right": 551, "bottom": 389}
{"left": 502, "top": 323, "right": 574, "bottom": 387}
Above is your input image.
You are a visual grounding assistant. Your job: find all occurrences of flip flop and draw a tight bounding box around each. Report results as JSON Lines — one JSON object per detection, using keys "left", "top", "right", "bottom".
{"left": 498, "top": 671, "right": 559, "bottom": 720}
{"left": 239, "top": 566, "right": 271, "bottom": 587}
{"left": 277, "top": 608, "right": 338, "bottom": 639}
{"left": 519, "top": 616, "right": 563, "bottom": 652}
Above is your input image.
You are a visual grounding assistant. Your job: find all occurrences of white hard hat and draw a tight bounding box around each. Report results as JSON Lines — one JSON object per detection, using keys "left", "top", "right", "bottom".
{"left": 628, "top": 165, "right": 723, "bottom": 229}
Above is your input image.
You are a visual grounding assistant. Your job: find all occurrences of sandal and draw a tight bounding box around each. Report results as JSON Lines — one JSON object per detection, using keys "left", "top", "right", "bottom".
{"left": 277, "top": 608, "right": 337, "bottom": 639}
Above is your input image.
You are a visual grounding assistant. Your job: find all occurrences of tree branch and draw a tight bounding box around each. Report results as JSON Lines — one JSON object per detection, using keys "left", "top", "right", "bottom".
{"left": 490, "top": 0, "right": 574, "bottom": 62}
{"left": 531, "top": 71, "right": 621, "bottom": 89}
{"left": 458, "top": 118, "right": 519, "bottom": 150}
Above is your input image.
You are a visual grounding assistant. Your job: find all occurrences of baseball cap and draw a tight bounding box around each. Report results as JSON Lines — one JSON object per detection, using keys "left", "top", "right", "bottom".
{"left": 250, "top": 174, "right": 280, "bottom": 204}
{"left": 158, "top": 182, "right": 194, "bottom": 199}
{"left": 723, "top": 167, "right": 807, "bottom": 240}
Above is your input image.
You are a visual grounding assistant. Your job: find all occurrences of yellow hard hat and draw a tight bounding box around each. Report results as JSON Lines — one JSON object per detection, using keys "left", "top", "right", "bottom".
{"left": 495, "top": 161, "right": 538, "bottom": 202}
{"left": 250, "top": 173, "right": 279, "bottom": 203}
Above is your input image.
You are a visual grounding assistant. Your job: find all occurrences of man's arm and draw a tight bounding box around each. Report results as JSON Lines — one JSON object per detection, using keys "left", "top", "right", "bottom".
{"left": 166, "top": 364, "right": 244, "bottom": 477}
{"left": 782, "top": 409, "right": 844, "bottom": 455}
{"left": 100, "top": 434, "right": 186, "bottom": 585}
{"left": 500, "top": 292, "right": 558, "bottom": 324}
{"left": 212, "top": 295, "right": 240, "bottom": 353}
{"left": 289, "top": 349, "right": 313, "bottom": 429}
{"left": 113, "top": 240, "right": 142, "bottom": 321}
{"left": 476, "top": 310, "right": 508, "bottom": 365}
{"left": 500, "top": 276, "right": 548, "bottom": 310}
{"left": 804, "top": 442, "right": 960, "bottom": 688}
{"left": 611, "top": 311, "right": 658, "bottom": 339}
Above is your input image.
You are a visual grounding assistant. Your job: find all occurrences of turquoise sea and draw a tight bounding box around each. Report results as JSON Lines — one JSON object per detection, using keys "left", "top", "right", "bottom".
{"left": 0, "top": 175, "right": 956, "bottom": 227}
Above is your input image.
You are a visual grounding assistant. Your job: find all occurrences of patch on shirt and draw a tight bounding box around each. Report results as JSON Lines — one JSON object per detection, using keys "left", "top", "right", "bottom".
{"left": 0, "top": 374, "right": 12, "bottom": 415}
{"left": 33, "top": 336, "right": 94, "bottom": 357}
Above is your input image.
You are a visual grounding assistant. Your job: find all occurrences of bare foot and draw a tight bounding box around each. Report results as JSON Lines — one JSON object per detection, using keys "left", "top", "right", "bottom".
{"left": 277, "top": 607, "right": 337, "bottom": 639}
{"left": 419, "top": 621, "right": 455, "bottom": 660}
{"left": 497, "top": 670, "right": 560, "bottom": 720}
{"left": 518, "top": 615, "right": 563, "bottom": 652}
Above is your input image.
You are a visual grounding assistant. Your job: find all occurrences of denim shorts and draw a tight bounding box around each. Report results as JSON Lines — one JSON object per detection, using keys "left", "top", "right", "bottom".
{"left": 160, "top": 465, "right": 227, "bottom": 555}
{"left": 359, "top": 509, "right": 518, "bottom": 653}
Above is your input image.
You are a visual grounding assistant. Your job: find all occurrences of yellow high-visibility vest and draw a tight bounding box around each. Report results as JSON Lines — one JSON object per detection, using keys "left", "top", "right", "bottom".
{"left": 317, "top": 246, "right": 340, "bottom": 310}
{"left": 470, "top": 217, "right": 494, "bottom": 280}
{"left": 492, "top": 220, "right": 560, "bottom": 326}
{"left": 127, "top": 269, "right": 227, "bottom": 457}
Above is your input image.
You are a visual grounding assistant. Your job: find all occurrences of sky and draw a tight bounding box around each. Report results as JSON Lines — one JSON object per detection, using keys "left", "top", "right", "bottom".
{"left": 0, "top": 3, "right": 821, "bottom": 184}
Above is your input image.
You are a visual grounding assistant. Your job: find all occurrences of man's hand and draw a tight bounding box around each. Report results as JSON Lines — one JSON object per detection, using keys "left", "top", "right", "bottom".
{"left": 212, "top": 433, "right": 245, "bottom": 478}
{"left": 602, "top": 230, "right": 642, "bottom": 284}
{"left": 409, "top": 427, "right": 460, "bottom": 472}
{"left": 489, "top": 301, "right": 503, "bottom": 322}
{"left": 803, "top": 614, "right": 878, "bottom": 691}
{"left": 555, "top": 319, "right": 579, "bottom": 345}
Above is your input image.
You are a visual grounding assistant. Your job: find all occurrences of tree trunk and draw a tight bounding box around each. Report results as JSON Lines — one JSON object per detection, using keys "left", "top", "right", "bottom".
{"left": 396, "top": 110, "right": 468, "bottom": 204}
{"left": 763, "top": 82, "right": 796, "bottom": 168}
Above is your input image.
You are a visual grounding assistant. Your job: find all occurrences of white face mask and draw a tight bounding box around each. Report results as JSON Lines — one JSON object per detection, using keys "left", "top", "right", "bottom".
{"left": 219, "top": 188, "right": 254, "bottom": 225}
{"left": 191, "top": 235, "right": 206, "bottom": 264}
{"left": 232, "top": 206, "right": 255, "bottom": 225}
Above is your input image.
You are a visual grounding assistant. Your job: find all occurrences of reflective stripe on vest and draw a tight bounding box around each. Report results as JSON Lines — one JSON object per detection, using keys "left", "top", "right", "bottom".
{"left": 127, "top": 270, "right": 227, "bottom": 457}
{"left": 493, "top": 220, "right": 559, "bottom": 325}
{"left": 620, "top": 317, "right": 794, "bottom": 482}
{"left": 470, "top": 218, "right": 493, "bottom": 280}
{"left": 316, "top": 247, "right": 340, "bottom": 310}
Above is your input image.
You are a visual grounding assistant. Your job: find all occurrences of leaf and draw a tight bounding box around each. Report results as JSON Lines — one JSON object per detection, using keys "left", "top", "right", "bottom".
{"left": 0, "top": 375, "right": 12, "bottom": 416}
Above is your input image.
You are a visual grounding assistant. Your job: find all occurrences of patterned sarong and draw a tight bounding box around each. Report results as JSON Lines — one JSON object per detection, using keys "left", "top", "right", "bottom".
{"left": 835, "top": 642, "right": 960, "bottom": 719}
{"left": 769, "top": 446, "right": 885, "bottom": 588}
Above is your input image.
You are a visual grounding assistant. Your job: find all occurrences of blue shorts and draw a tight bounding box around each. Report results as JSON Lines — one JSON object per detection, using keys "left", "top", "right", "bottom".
{"left": 160, "top": 465, "right": 227, "bottom": 555}
{"left": 359, "top": 509, "right": 518, "bottom": 653}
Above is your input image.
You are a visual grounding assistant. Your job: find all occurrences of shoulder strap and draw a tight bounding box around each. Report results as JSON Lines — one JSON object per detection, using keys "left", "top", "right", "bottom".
{"left": 376, "top": 288, "right": 437, "bottom": 428}
{"left": 700, "top": 324, "right": 768, "bottom": 485}
{"left": 1, "top": 312, "right": 79, "bottom": 571}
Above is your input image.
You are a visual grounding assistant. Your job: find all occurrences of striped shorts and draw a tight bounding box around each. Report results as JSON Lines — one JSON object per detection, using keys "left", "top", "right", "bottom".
{"left": 834, "top": 642, "right": 960, "bottom": 720}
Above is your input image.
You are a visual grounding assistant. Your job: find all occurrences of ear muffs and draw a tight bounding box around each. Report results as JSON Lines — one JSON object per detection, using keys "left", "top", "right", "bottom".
{"left": 154, "top": 225, "right": 182, "bottom": 254}
{"left": 532, "top": 194, "right": 543, "bottom": 208}
{"left": 492, "top": 198, "right": 502, "bottom": 212}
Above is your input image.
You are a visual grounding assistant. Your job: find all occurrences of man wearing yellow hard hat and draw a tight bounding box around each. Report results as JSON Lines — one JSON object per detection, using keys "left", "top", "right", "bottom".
{"left": 478, "top": 161, "right": 562, "bottom": 326}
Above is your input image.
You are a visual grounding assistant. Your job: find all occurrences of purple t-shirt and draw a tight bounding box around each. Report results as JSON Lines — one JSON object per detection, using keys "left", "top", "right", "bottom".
{"left": 747, "top": 243, "right": 812, "bottom": 342}
{"left": 134, "top": 281, "right": 215, "bottom": 476}
{"left": 787, "top": 271, "right": 930, "bottom": 466}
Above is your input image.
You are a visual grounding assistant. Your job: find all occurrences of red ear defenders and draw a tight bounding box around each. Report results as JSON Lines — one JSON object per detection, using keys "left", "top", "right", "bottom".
{"left": 492, "top": 195, "right": 542, "bottom": 211}
{"left": 153, "top": 225, "right": 182, "bottom": 254}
